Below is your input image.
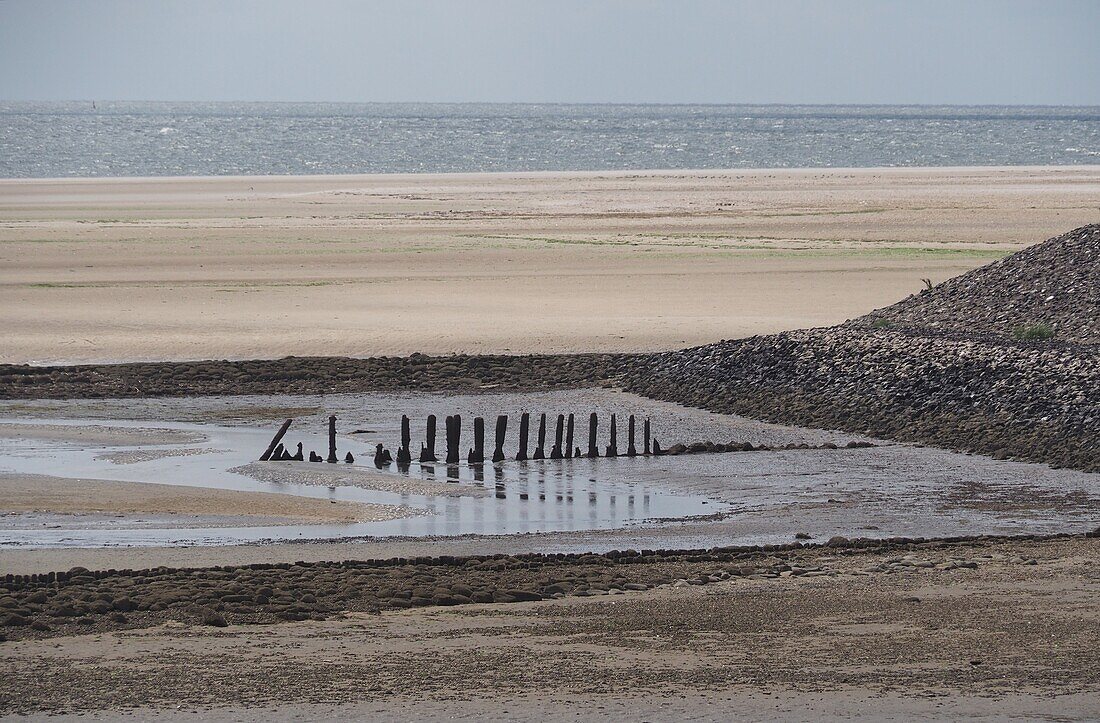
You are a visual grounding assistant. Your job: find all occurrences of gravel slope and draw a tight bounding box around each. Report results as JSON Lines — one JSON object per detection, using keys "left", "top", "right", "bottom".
{"left": 624, "top": 226, "right": 1100, "bottom": 472}
{"left": 859, "top": 224, "right": 1100, "bottom": 344}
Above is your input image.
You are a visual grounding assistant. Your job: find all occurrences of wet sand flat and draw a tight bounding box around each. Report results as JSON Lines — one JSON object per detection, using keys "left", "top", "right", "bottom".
{"left": 0, "top": 473, "right": 412, "bottom": 528}
{"left": 2, "top": 167, "right": 1098, "bottom": 363}
{"left": 1, "top": 389, "right": 1096, "bottom": 559}
{"left": 0, "top": 422, "right": 203, "bottom": 446}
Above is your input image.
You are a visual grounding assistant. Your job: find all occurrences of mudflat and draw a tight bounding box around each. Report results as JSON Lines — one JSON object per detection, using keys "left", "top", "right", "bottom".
{"left": 0, "top": 473, "right": 412, "bottom": 528}
{"left": 2, "top": 536, "right": 1097, "bottom": 719}
{"left": 2, "top": 166, "right": 1098, "bottom": 363}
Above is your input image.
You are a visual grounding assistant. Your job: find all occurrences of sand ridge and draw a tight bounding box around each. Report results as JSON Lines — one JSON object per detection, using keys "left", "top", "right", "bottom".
{"left": 0, "top": 473, "right": 413, "bottom": 528}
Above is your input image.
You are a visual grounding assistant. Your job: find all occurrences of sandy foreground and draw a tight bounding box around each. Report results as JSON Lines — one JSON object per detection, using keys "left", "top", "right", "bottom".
{"left": 0, "top": 473, "right": 410, "bottom": 528}
{"left": 2, "top": 166, "right": 1099, "bottom": 364}
{"left": 1, "top": 536, "right": 1097, "bottom": 720}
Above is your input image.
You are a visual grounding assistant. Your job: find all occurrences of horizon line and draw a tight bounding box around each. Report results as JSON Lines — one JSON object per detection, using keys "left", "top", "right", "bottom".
{"left": 4, "top": 99, "right": 1100, "bottom": 110}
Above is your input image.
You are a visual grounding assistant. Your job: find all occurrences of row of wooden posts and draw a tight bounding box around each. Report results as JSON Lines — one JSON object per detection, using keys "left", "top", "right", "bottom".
{"left": 259, "top": 412, "right": 661, "bottom": 466}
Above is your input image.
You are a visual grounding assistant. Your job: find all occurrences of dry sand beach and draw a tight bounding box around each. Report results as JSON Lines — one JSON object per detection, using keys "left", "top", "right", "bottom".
{"left": 1, "top": 168, "right": 1099, "bottom": 721}
{"left": 2, "top": 166, "right": 1099, "bottom": 363}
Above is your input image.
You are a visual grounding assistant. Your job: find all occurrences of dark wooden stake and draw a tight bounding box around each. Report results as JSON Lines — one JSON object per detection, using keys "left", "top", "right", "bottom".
{"left": 533, "top": 413, "right": 547, "bottom": 460}
{"left": 550, "top": 414, "right": 564, "bottom": 459}
{"left": 468, "top": 416, "right": 485, "bottom": 464}
{"left": 644, "top": 418, "right": 651, "bottom": 455}
{"left": 397, "top": 415, "right": 412, "bottom": 465}
{"left": 605, "top": 413, "right": 618, "bottom": 457}
{"left": 326, "top": 415, "right": 338, "bottom": 463}
{"left": 516, "top": 412, "right": 530, "bottom": 461}
{"left": 588, "top": 413, "right": 599, "bottom": 458}
{"left": 420, "top": 414, "right": 438, "bottom": 462}
{"left": 565, "top": 413, "right": 575, "bottom": 458}
{"left": 492, "top": 415, "right": 508, "bottom": 463}
{"left": 259, "top": 418, "right": 293, "bottom": 461}
{"left": 446, "top": 415, "right": 461, "bottom": 464}
{"left": 626, "top": 415, "right": 637, "bottom": 457}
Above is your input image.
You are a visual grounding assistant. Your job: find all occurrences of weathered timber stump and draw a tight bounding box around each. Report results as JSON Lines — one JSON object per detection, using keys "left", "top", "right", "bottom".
{"left": 446, "top": 415, "right": 461, "bottom": 464}
{"left": 605, "top": 414, "right": 619, "bottom": 457}
{"left": 550, "top": 414, "right": 565, "bottom": 459}
{"left": 492, "top": 415, "right": 508, "bottom": 463}
{"left": 468, "top": 416, "right": 485, "bottom": 464}
{"left": 420, "top": 414, "right": 438, "bottom": 462}
{"left": 327, "top": 415, "right": 338, "bottom": 463}
{"left": 259, "top": 418, "right": 293, "bottom": 461}
{"left": 516, "top": 412, "right": 530, "bottom": 461}
{"left": 587, "top": 413, "right": 599, "bottom": 458}
{"left": 397, "top": 415, "right": 412, "bottom": 465}
{"left": 565, "top": 413, "right": 575, "bottom": 458}
{"left": 533, "top": 413, "right": 547, "bottom": 460}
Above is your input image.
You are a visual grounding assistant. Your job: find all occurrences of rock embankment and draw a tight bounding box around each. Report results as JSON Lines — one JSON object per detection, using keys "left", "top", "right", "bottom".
{"left": 624, "top": 226, "right": 1100, "bottom": 473}
{"left": 624, "top": 326, "right": 1099, "bottom": 472}
{"left": 1, "top": 532, "right": 1088, "bottom": 642}
{"left": 0, "top": 353, "right": 635, "bottom": 400}
{"left": 858, "top": 224, "right": 1100, "bottom": 344}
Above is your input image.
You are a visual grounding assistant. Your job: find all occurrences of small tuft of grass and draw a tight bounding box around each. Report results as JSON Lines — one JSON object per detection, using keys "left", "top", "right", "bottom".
{"left": 1011, "top": 323, "right": 1055, "bottom": 341}
{"left": 871, "top": 318, "right": 893, "bottom": 329}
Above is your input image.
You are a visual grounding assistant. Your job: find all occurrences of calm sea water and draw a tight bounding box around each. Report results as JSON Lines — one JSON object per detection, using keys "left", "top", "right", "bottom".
{"left": 2, "top": 101, "right": 1099, "bottom": 178}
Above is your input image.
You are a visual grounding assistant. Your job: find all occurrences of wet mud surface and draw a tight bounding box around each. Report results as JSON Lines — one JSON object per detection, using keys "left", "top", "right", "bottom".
{"left": 1, "top": 390, "right": 1097, "bottom": 550}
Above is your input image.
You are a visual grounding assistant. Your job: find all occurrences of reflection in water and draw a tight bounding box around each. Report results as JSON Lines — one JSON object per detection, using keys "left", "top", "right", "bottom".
{"left": 0, "top": 416, "right": 726, "bottom": 548}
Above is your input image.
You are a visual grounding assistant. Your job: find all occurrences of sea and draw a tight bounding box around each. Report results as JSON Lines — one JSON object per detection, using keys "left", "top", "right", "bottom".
{"left": 2, "top": 101, "right": 1099, "bottom": 178}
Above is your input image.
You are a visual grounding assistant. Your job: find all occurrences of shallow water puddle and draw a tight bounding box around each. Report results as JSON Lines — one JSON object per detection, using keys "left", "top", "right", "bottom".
{"left": 1, "top": 389, "right": 1097, "bottom": 549}
{"left": 0, "top": 416, "right": 724, "bottom": 548}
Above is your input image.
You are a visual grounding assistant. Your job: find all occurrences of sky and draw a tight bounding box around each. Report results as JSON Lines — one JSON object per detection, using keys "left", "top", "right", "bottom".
{"left": 1, "top": 0, "right": 1098, "bottom": 106}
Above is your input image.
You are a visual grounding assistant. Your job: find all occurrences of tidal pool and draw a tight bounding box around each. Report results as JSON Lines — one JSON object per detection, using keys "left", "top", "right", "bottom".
{"left": 0, "top": 390, "right": 1097, "bottom": 549}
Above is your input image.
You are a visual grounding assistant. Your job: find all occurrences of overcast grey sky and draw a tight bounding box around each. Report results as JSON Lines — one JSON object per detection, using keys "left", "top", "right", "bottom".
{"left": 1, "top": 0, "right": 1098, "bottom": 105}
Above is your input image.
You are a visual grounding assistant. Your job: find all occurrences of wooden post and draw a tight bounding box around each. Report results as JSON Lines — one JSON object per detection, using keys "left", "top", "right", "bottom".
{"left": 420, "top": 414, "right": 438, "bottom": 462}
{"left": 446, "top": 415, "right": 461, "bottom": 464}
{"left": 565, "top": 413, "right": 575, "bottom": 458}
{"left": 516, "top": 412, "right": 530, "bottom": 461}
{"left": 259, "top": 418, "right": 293, "bottom": 461}
{"left": 644, "top": 418, "right": 651, "bottom": 455}
{"left": 492, "top": 415, "right": 508, "bottom": 463}
{"left": 397, "top": 415, "right": 412, "bottom": 465}
{"left": 550, "top": 414, "right": 564, "bottom": 459}
{"left": 326, "top": 415, "right": 338, "bottom": 463}
{"left": 533, "top": 413, "right": 547, "bottom": 460}
{"left": 626, "top": 415, "right": 637, "bottom": 457}
{"left": 587, "top": 413, "right": 599, "bottom": 458}
{"left": 605, "top": 413, "right": 618, "bottom": 457}
{"left": 468, "top": 416, "right": 485, "bottom": 464}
